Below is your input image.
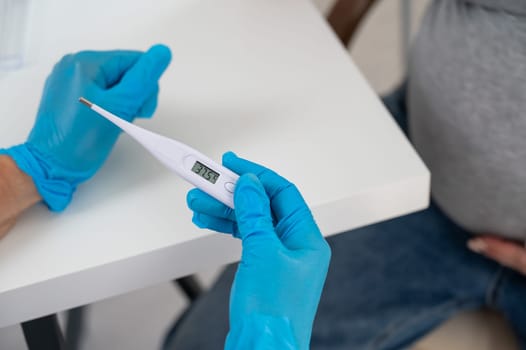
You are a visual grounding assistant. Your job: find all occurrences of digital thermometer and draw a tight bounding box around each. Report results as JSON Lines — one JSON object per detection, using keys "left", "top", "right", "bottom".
{"left": 79, "top": 97, "right": 239, "bottom": 208}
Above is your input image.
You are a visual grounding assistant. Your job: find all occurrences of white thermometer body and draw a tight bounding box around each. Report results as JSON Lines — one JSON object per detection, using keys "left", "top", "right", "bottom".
{"left": 80, "top": 98, "right": 239, "bottom": 209}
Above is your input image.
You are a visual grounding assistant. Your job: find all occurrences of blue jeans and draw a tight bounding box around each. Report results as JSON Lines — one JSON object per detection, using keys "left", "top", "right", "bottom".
{"left": 164, "top": 86, "right": 526, "bottom": 349}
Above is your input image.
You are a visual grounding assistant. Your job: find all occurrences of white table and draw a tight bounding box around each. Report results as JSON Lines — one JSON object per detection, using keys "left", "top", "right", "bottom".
{"left": 0, "top": 0, "right": 429, "bottom": 330}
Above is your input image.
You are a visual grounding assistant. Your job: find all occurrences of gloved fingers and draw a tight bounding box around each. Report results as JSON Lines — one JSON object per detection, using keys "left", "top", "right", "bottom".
{"left": 109, "top": 44, "right": 171, "bottom": 102}
{"left": 224, "top": 152, "right": 326, "bottom": 250}
{"left": 51, "top": 51, "right": 137, "bottom": 81}
{"left": 234, "top": 174, "right": 280, "bottom": 245}
{"left": 192, "top": 213, "right": 238, "bottom": 235}
{"left": 223, "top": 152, "right": 309, "bottom": 221}
{"left": 85, "top": 50, "right": 143, "bottom": 88}
{"left": 187, "top": 188, "right": 236, "bottom": 222}
{"left": 136, "top": 86, "right": 159, "bottom": 118}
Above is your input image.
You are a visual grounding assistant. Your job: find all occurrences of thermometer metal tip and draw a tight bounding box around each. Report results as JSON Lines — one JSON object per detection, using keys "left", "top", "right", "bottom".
{"left": 78, "top": 97, "right": 93, "bottom": 108}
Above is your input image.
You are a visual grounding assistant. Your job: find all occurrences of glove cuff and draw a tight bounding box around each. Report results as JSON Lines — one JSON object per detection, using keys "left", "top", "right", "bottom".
{"left": 0, "top": 144, "right": 75, "bottom": 212}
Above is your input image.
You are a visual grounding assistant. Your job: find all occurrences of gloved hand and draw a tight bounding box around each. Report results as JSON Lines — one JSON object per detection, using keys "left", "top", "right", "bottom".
{"left": 187, "top": 152, "right": 331, "bottom": 350}
{"left": 0, "top": 44, "right": 172, "bottom": 211}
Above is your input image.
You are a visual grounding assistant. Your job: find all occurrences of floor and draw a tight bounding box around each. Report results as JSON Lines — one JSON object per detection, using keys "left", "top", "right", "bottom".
{"left": 3, "top": 1, "right": 517, "bottom": 350}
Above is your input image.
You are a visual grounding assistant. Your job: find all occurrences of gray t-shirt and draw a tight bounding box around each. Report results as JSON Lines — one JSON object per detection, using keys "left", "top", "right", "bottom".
{"left": 408, "top": 0, "right": 526, "bottom": 239}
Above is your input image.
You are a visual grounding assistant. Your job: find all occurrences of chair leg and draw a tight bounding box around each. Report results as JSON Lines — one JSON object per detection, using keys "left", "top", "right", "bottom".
{"left": 173, "top": 275, "right": 204, "bottom": 302}
{"left": 22, "top": 314, "right": 65, "bottom": 350}
{"left": 65, "top": 306, "right": 86, "bottom": 350}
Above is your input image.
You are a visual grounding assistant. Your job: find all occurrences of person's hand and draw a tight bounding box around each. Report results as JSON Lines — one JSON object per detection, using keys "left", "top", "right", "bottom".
{"left": 0, "top": 44, "right": 171, "bottom": 211}
{"left": 468, "top": 236, "right": 526, "bottom": 275}
{"left": 187, "top": 152, "right": 331, "bottom": 350}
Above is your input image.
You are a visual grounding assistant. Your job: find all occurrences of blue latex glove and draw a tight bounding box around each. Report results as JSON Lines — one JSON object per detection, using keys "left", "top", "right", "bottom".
{"left": 187, "top": 152, "right": 331, "bottom": 350}
{"left": 0, "top": 44, "right": 171, "bottom": 211}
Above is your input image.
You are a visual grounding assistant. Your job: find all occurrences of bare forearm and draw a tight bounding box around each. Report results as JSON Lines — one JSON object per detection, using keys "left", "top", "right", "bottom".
{"left": 0, "top": 155, "right": 41, "bottom": 239}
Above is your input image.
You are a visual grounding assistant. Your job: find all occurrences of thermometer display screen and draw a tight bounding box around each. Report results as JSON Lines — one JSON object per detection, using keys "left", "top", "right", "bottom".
{"left": 191, "top": 161, "right": 220, "bottom": 184}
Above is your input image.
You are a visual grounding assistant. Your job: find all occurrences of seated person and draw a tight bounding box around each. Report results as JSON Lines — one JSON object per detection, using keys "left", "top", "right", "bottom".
{"left": 0, "top": 45, "right": 331, "bottom": 349}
